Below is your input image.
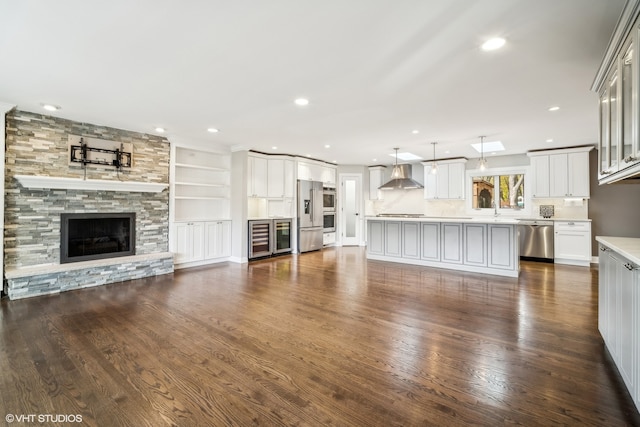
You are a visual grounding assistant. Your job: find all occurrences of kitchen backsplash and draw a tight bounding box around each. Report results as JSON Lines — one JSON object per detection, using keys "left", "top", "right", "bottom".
{"left": 366, "top": 189, "right": 589, "bottom": 220}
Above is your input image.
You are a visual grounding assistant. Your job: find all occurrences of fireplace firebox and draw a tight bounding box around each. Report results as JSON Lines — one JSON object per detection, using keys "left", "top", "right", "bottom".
{"left": 60, "top": 213, "right": 135, "bottom": 263}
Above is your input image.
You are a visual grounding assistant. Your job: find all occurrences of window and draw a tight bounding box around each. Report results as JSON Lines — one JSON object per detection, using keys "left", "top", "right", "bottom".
{"left": 471, "top": 173, "right": 525, "bottom": 211}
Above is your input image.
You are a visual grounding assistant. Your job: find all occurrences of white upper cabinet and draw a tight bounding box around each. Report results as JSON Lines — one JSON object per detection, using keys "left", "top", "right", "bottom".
{"left": 528, "top": 147, "right": 592, "bottom": 198}
{"left": 368, "top": 166, "right": 386, "bottom": 200}
{"left": 593, "top": 4, "right": 640, "bottom": 183}
{"left": 249, "top": 154, "right": 295, "bottom": 199}
{"left": 298, "top": 160, "right": 336, "bottom": 185}
{"left": 422, "top": 159, "right": 467, "bottom": 200}
{"left": 248, "top": 155, "right": 268, "bottom": 197}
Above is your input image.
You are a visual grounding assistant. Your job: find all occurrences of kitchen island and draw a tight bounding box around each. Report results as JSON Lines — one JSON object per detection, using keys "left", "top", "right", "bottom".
{"left": 366, "top": 216, "right": 519, "bottom": 278}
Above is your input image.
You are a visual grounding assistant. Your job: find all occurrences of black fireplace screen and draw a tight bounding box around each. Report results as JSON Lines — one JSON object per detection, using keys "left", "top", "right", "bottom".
{"left": 60, "top": 213, "right": 135, "bottom": 263}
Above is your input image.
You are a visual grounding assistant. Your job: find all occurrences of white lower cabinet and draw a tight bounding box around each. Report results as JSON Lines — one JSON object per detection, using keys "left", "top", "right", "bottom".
{"left": 597, "top": 241, "right": 639, "bottom": 413}
{"left": 554, "top": 221, "right": 592, "bottom": 266}
{"left": 172, "top": 222, "right": 205, "bottom": 264}
{"left": 204, "top": 221, "right": 231, "bottom": 259}
{"left": 366, "top": 219, "right": 519, "bottom": 277}
{"left": 171, "top": 220, "right": 231, "bottom": 268}
{"left": 441, "top": 223, "right": 463, "bottom": 264}
{"left": 421, "top": 222, "right": 440, "bottom": 261}
{"left": 488, "top": 224, "right": 516, "bottom": 270}
{"left": 402, "top": 222, "right": 420, "bottom": 259}
{"left": 367, "top": 221, "right": 384, "bottom": 255}
{"left": 384, "top": 221, "right": 402, "bottom": 257}
{"left": 463, "top": 224, "right": 487, "bottom": 266}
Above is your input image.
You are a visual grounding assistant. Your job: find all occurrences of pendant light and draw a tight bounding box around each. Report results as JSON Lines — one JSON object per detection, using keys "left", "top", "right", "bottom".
{"left": 430, "top": 142, "right": 438, "bottom": 174}
{"left": 477, "top": 135, "right": 488, "bottom": 171}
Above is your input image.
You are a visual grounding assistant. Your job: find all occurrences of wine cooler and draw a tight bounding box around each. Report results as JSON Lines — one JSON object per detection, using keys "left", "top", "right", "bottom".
{"left": 248, "top": 218, "right": 292, "bottom": 259}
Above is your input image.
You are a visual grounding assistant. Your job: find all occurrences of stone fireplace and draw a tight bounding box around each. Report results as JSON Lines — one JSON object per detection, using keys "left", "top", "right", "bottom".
{"left": 60, "top": 212, "right": 135, "bottom": 263}
{"left": 3, "top": 110, "right": 174, "bottom": 299}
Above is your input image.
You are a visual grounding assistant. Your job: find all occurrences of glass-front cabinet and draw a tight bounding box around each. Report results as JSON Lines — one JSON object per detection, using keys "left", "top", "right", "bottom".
{"left": 621, "top": 42, "right": 635, "bottom": 165}
{"left": 595, "top": 9, "right": 640, "bottom": 184}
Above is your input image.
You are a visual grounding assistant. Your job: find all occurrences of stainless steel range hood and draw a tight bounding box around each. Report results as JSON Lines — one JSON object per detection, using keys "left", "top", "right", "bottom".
{"left": 378, "top": 163, "right": 423, "bottom": 190}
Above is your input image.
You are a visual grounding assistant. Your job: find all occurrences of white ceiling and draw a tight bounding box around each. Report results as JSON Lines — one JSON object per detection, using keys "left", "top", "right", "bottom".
{"left": 0, "top": 0, "right": 625, "bottom": 166}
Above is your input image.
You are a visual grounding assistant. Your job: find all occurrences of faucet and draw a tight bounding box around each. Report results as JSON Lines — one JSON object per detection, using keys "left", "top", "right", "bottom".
{"left": 492, "top": 202, "right": 499, "bottom": 217}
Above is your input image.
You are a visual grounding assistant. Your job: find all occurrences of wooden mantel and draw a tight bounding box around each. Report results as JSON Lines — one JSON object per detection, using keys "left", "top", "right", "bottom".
{"left": 14, "top": 175, "right": 168, "bottom": 193}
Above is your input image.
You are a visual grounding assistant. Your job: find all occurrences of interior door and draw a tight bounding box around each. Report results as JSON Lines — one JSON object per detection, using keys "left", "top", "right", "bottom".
{"left": 340, "top": 173, "right": 362, "bottom": 246}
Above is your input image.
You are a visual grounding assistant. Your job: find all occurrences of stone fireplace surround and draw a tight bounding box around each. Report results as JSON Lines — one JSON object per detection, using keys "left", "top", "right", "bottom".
{"left": 4, "top": 110, "right": 174, "bottom": 299}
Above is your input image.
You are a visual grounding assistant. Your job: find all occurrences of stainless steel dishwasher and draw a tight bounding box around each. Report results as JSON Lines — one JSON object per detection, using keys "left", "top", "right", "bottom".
{"left": 518, "top": 220, "right": 554, "bottom": 262}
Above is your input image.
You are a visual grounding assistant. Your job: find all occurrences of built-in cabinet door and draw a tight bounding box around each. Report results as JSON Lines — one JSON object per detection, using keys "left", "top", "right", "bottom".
{"left": 172, "top": 222, "right": 205, "bottom": 264}
{"left": 204, "top": 221, "right": 231, "bottom": 259}
{"left": 530, "top": 155, "right": 550, "bottom": 198}
{"left": 605, "top": 250, "right": 619, "bottom": 360}
{"left": 617, "top": 256, "right": 636, "bottom": 396}
{"left": 554, "top": 221, "right": 591, "bottom": 262}
{"left": 267, "top": 159, "right": 285, "bottom": 198}
{"left": 369, "top": 167, "right": 385, "bottom": 200}
{"left": 384, "top": 221, "right": 402, "bottom": 257}
{"left": 249, "top": 156, "right": 268, "bottom": 197}
{"left": 621, "top": 40, "right": 635, "bottom": 168}
{"left": 567, "top": 151, "right": 590, "bottom": 197}
{"left": 488, "top": 225, "right": 515, "bottom": 270}
{"left": 441, "top": 223, "right": 462, "bottom": 264}
{"left": 599, "top": 88, "right": 610, "bottom": 178}
{"left": 402, "top": 222, "right": 420, "bottom": 259}
{"left": 598, "top": 245, "right": 610, "bottom": 341}
{"left": 435, "top": 165, "right": 449, "bottom": 199}
{"left": 549, "top": 153, "right": 569, "bottom": 197}
{"left": 283, "top": 160, "right": 295, "bottom": 198}
{"left": 447, "top": 162, "right": 465, "bottom": 199}
{"left": 421, "top": 222, "right": 440, "bottom": 261}
{"left": 463, "top": 224, "right": 487, "bottom": 266}
{"left": 367, "top": 221, "right": 385, "bottom": 255}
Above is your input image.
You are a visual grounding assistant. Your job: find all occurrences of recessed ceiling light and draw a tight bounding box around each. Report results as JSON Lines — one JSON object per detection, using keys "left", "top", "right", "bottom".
{"left": 207, "top": 128, "right": 219, "bottom": 133}
{"left": 332, "top": 160, "right": 337, "bottom": 163}
{"left": 390, "top": 152, "right": 422, "bottom": 161}
{"left": 324, "top": 144, "right": 331, "bottom": 148}
{"left": 546, "top": 138, "right": 554, "bottom": 143}
{"left": 42, "top": 104, "right": 61, "bottom": 111}
{"left": 372, "top": 158, "right": 377, "bottom": 162}
{"left": 445, "top": 150, "right": 450, "bottom": 154}
{"left": 294, "top": 98, "right": 309, "bottom": 106}
{"left": 481, "top": 37, "right": 506, "bottom": 51}
{"left": 272, "top": 146, "right": 278, "bottom": 150}
{"left": 471, "top": 140, "right": 505, "bottom": 153}
{"left": 155, "top": 127, "right": 165, "bottom": 133}
{"left": 412, "top": 130, "right": 419, "bottom": 134}
{"left": 548, "top": 106, "right": 560, "bottom": 111}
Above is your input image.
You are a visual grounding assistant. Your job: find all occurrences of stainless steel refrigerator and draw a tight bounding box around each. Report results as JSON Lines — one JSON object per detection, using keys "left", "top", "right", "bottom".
{"left": 298, "top": 180, "right": 323, "bottom": 252}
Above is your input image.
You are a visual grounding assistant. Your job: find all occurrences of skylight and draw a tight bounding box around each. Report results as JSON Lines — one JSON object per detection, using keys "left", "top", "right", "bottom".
{"left": 390, "top": 152, "right": 422, "bottom": 161}
{"left": 471, "top": 140, "right": 505, "bottom": 153}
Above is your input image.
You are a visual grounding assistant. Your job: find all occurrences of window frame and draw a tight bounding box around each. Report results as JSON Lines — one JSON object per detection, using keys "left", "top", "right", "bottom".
{"left": 465, "top": 166, "right": 532, "bottom": 217}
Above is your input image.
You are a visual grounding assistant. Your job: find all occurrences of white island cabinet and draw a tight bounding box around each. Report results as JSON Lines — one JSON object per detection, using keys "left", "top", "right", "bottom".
{"left": 366, "top": 217, "right": 519, "bottom": 278}
{"left": 596, "top": 236, "right": 640, "bottom": 413}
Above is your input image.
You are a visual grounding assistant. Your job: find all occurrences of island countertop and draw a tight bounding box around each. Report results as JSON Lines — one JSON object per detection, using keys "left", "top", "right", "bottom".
{"left": 595, "top": 236, "right": 640, "bottom": 265}
{"left": 366, "top": 215, "right": 520, "bottom": 224}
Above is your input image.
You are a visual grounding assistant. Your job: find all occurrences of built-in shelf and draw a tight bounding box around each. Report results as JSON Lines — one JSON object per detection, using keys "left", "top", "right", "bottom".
{"left": 14, "top": 175, "right": 168, "bottom": 193}
{"left": 174, "top": 196, "right": 227, "bottom": 200}
{"left": 174, "top": 181, "right": 227, "bottom": 187}
{"left": 174, "top": 163, "right": 229, "bottom": 172}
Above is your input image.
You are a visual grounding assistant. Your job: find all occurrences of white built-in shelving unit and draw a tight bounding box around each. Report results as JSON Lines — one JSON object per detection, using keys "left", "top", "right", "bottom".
{"left": 169, "top": 145, "right": 232, "bottom": 268}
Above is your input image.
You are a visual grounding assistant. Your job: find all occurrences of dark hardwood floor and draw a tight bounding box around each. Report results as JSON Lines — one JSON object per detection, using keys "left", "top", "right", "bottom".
{"left": 1, "top": 247, "right": 639, "bottom": 426}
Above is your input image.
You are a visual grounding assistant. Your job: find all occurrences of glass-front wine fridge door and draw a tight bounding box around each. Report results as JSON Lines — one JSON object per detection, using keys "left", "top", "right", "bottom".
{"left": 273, "top": 219, "right": 292, "bottom": 254}
{"left": 249, "top": 220, "right": 272, "bottom": 259}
